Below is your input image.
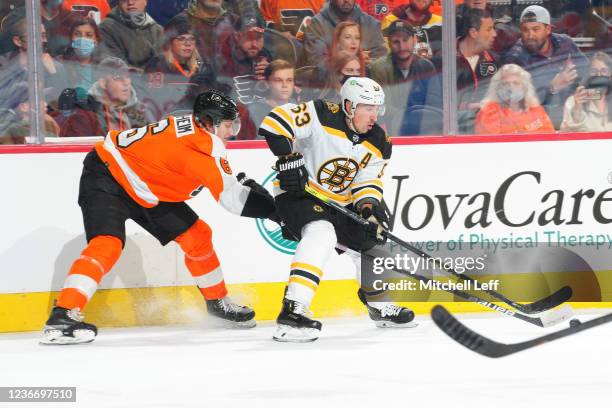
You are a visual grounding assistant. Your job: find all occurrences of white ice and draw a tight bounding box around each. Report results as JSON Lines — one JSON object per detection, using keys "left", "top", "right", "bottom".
{"left": 1, "top": 311, "right": 611, "bottom": 408}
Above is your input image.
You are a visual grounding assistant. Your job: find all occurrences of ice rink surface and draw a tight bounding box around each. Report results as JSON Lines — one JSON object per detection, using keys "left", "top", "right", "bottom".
{"left": 1, "top": 311, "right": 611, "bottom": 408}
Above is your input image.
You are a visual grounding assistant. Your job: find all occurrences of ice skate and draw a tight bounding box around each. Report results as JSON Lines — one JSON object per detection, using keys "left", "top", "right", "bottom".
{"left": 40, "top": 306, "right": 97, "bottom": 345}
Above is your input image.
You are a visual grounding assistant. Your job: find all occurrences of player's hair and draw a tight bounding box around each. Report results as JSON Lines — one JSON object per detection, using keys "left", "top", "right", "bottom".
{"left": 481, "top": 63, "right": 540, "bottom": 109}
{"left": 264, "top": 59, "right": 294, "bottom": 80}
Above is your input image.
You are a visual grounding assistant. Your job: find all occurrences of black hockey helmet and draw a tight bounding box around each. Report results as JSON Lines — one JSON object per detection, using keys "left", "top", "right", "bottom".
{"left": 193, "top": 89, "right": 239, "bottom": 128}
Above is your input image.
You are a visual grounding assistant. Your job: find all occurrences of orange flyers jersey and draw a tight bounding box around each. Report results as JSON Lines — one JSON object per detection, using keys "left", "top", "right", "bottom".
{"left": 94, "top": 114, "right": 249, "bottom": 213}
{"left": 260, "top": 0, "right": 324, "bottom": 35}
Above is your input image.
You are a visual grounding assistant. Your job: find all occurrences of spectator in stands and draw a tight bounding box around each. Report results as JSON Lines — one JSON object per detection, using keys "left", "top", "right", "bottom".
{"left": 0, "top": 3, "right": 25, "bottom": 55}
{"left": 561, "top": 51, "right": 612, "bottom": 132}
{"left": 60, "top": 16, "right": 104, "bottom": 102}
{"left": 456, "top": 7, "right": 500, "bottom": 134}
{"left": 248, "top": 59, "right": 296, "bottom": 129}
{"left": 54, "top": 87, "right": 104, "bottom": 136}
{"left": 41, "top": 0, "right": 74, "bottom": 56}
{"left": 62, "top": 56, "right": 146, "bottom": 135}
{"left": 368, "top": 19, "right": 441, "bottom": 136}
{"left": 503, "top": 5, "right": 589, "bottom": 129}
{"left": 0, "top": 16, "right": 68, "bottom": 107}
{"left": 62, "top": 0, "right": 111, "bottom": 24}
{"left": 475, "top": 63, "right": 554, "bottom": 134}
{"left": 173, "top": 0, "right": 238, "bottom": 62}
{"left": 330, "top": 21, "right": 368, "bottom": 67}
{"left": 320, "top": 53, "right": 362, "bottom": 101}
{"left": 142, "top": 14, "right": 216, "bottom": 120}
{"left": 216, "top": 15, "right": 272, "bottom": 105}
{"left": 99, "top": 0, "right": 163, "bottom": 69}
{"left": 0, "top": 81, "right": 60, "bottom": 143}
{"left": 381, "top": 0, "right": 442, "bottom": 67}
{"left": 260, "top": 0, "right": 323, "bottom": 40}
{"left": 356, "top": 0, "right": 401, "bottom": 22}
{"left": 302, "top": 0, "right": 387, "bottom": 68}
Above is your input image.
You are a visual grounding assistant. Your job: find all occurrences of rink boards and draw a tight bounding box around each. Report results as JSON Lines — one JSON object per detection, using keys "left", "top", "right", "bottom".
{"left": 2, "top": 133, "right": 612, "bottom": 332}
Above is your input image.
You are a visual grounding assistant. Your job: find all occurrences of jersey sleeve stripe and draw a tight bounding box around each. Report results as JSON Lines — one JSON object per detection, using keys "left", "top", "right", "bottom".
{"left": 351, "top": 179, "right": 383, "bottom": 188}
{"left": 269, "top": 110, "right": 295, "bottom": 138}
{"left": 262, "top": 117, "right": 293, "bottom": 140}
{"left": 351, "top": 184, "right": 383, "bottom": 195}
{"left": 361, "top": 141, "right": 383, "bottom": 159}
{"left": 272, "top": 106, "right": 294, "bottom": 126}
{"left": 352, "top": 188, "right": 383, "bottom": 202}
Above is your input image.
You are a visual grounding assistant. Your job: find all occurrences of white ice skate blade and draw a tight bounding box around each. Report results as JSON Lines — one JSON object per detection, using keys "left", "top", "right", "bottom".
{"left": 374, "top": 321, "right": 419, "bottom": 329}
{"left": 39, "top": 329, "right": 96, "bottom": 345}
{"left": 273, "top": 325, "right": 320, "bottom": 343}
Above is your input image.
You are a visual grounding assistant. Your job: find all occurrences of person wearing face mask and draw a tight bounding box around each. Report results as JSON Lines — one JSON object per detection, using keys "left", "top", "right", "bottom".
{"left": 475, "top": 63, "right": 554, "bottom": 134}
{"left": 99, "top": 0, "right": 163, "bottom": 69}
{"left": 60, "top": 16, "right": 103, "bottom": 102}
{"left": 561, "top": 52, "right": 612, "bottom": 132}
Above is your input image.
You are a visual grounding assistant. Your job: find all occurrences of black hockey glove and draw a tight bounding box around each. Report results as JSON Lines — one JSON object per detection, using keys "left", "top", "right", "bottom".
{"left": 236, "top": 172, "right": 279, "bottom": 223}
{"left": 275, "top": 153, "right": 308, "bottom": 197}
{"left": 361, "top": 204, "right": 389, "bottom": 244}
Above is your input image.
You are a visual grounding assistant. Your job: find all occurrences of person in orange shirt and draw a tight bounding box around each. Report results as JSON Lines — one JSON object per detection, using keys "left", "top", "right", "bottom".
{"left": 475, "top": 63, "right": 555, "bottom": 134}
{"left": 41, "top": 89, "right": 278, "bottom": 345}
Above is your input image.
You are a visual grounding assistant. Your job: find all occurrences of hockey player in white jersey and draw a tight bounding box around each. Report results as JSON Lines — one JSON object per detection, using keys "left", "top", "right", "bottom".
{"left": 258, "top": 77, "right": 415, "bottom": 342}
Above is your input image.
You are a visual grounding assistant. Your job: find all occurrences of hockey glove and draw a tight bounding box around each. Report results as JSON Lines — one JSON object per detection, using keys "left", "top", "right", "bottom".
{"left": 361, "top": 204, "right": 389, "bottom": 244}
{"left": 236, "top": 172, "right": 279, "bottom": 223}
{"left": 275, "top": 153, "right": 308, "bottom": 197}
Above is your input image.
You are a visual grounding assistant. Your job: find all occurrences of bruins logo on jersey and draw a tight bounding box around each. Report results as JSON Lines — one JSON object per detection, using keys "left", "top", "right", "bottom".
{"left": 325, "top": 101, "right": 339, "bottom": 114}
{"left": 317, "top": 158, "right": 359, "bottom": 193}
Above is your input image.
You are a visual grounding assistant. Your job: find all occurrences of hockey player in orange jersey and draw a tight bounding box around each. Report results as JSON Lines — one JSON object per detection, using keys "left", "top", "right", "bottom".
{"left": 41, "top": 90, "right": 278, "bottom": 345}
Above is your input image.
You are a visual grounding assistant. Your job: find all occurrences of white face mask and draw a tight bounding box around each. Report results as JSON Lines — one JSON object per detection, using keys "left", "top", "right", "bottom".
{"left": 127, "top": 11, "right": 147, "bottom": 26}
{"left": 497, "top": 84, "right": 525, "bottom": 104}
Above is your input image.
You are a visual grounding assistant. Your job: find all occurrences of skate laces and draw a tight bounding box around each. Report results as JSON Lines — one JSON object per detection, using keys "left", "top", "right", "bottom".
{"left": 380, "top": 304, "right": 402, "bottom": 318}
{"left": 291, "top": 301, "right": 313, "bottom": 317}
{"left": 218, "top": 297, "right": 243, "bottom": 314}
{"left": 67, "top": 308, "right": 84, "bottom": 322}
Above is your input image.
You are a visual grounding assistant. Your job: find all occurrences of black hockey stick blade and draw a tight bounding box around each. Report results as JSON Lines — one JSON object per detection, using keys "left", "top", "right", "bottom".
{"left": 516, "top": 285, "right": 573, "bottom": 314}
{"left": 431, "top": 305, "right": 612, "bottom": 358}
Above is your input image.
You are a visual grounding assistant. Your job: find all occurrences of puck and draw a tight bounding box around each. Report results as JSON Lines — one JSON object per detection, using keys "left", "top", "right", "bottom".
{"left": 569, "top": 318, "right": 581, "bottom": 327}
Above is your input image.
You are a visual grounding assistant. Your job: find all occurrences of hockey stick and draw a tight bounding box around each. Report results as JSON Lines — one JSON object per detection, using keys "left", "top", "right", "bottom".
{"left": 305, "top": 186, "right": 572, "bottom": 327}
{"left": 335, "top": 243, "right": 571, "bottom": 328}
{"left": 304, "top": 185, "right": 572, "bottom": 314}
{"left": 431, "top": 304, "right": 612, "bottom": 358}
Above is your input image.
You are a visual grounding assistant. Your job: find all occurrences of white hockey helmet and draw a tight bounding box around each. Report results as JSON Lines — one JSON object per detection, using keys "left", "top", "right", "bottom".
{"left": 340, "top": 77, "right": 385, "bottom": 118}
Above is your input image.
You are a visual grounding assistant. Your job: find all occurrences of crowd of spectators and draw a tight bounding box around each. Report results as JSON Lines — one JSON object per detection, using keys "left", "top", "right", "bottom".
{"left": 0, "top": 0, "right": 610, "bottom": 144}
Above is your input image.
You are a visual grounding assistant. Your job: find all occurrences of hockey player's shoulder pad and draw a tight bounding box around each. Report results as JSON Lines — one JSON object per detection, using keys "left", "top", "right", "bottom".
{"left": 313, "top": 99, "right": 345, "bottom": 129}
{"left": 364, "top": 124, "right": 392, "bottom": 160}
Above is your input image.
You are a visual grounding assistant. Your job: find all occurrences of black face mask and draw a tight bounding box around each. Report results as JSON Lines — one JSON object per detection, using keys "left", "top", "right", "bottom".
{"left": 585, "top": 75, "right": 611, "bottom": 89}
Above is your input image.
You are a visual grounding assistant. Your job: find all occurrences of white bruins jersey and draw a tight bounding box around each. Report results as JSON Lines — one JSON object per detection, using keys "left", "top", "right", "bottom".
{"left": 259, "top": 99, "right": 392, "bottom": 206}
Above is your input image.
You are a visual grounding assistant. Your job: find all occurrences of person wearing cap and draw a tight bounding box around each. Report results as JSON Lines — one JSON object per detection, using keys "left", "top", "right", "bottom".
{"left": 456, "top": 7, "right": 500, "bottom": 134}
{"left": 216, "top": 15, "right": 272, "bottom": 103}
{"left": 64, "top": 56, "right": 146, "bottom": 135}
{"left": 142, "top": 15, "right": 217, "bottom": 121}
{"left": 171, "top": 0, "right": 238, "bottom": 62}
{"left": 99, "top": 0, "right": 163, "bottom": 69}
{"left": 367, "top": 19, "right": 441, "bottom": 136}
{"left": 380, "top": 0, "right": 442, "bottom": 68}
{"left": 503, "top": 5, "right": 588, "bottom": 129}
{"left": 301, "top": 0, "right": 387, "bottom": 68}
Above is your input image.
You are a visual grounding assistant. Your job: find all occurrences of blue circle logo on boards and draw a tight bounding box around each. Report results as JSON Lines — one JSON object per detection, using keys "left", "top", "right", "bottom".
{"left": 255, "top": 171, "right": 298, "bottom": 255}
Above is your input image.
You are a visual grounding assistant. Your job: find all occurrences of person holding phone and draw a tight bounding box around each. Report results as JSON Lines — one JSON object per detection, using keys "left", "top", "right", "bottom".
{"left": 561, "top": 52, "right": 612, "bottom": 132}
